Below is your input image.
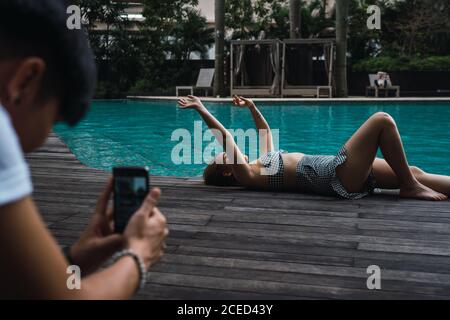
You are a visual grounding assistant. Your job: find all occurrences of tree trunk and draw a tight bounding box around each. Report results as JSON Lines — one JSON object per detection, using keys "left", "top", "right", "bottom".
{"left": 322, "top": 0, "right": 328, "bottom": 18}
{"left": 335, "top": 0, "right": 350, "bottom": 97}
{"left": 289, "top": 0, "right": 301, "bottom": 39}
{"left": 214, "top": 0, "right": 225, "bottom": 97}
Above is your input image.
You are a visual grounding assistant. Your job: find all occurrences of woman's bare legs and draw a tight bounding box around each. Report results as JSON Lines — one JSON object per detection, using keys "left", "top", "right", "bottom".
{"left": 373, "top": 159, "right": 450, "bottom": 195}
{"left": 336, "top": 112, "right": 447, "bottom": 201}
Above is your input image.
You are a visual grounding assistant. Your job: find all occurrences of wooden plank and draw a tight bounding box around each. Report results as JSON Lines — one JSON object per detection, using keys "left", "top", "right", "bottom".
{"left": 150, "top": 261, "right": 450, "bottom": 297}
{"left": 146, "top": 272, "right": 445, "bottom": 300}
{"left": 135, "top": 283, "right": 305, "bottom": 300}
{"left": 168, "top": 237, "right": 450, "bottom": 270}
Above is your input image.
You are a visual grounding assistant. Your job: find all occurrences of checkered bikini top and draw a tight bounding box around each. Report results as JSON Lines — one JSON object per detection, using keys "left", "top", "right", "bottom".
{"left": 259, "top": 150, "right": 287, "bottom": 190}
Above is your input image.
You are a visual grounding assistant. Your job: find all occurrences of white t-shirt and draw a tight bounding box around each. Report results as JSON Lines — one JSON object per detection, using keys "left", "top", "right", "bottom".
{"left": 0, "top": 104, "right": 33, "bottom": 206}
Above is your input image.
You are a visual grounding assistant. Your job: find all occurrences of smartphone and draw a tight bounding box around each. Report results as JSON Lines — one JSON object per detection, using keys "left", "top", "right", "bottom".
{"left": 113, "top": 167, "right": 150, "bottom": 233}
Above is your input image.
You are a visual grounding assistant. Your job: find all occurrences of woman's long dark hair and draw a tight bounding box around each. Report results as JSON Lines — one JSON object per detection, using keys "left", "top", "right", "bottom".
{"left": 203, "top": 163, "right": 238, "bottom": 186}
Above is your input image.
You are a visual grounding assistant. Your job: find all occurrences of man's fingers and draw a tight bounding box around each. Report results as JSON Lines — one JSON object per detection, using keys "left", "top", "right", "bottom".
{"left": 160, "top": 242, "right": 167, "bottom": 257}
{"left": 96, "top": 177, "right": 113, "bottom": 214}
{"left": 150, "top": 207, "right": 166, "bottom": 224}
{"left": 139, "top": 188, "right": 161, "bottom": 215}
{"left": 106, "top": 207, "right": 114, "bottom": 222}
{"left": 158, "top": 237, "right": 168, "bottom": 254}
{"left": 96, "top": 206, "right": 115, "bottom": 236}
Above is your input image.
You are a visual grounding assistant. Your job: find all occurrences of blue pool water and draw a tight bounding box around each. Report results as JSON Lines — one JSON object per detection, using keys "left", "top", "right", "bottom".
{"left": 54, "top": 100, "right": 450, "bottom": 177}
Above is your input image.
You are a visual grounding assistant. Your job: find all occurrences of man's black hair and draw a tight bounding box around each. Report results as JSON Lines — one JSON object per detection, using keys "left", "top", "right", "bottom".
{"left": 0, "top": 0, "right": 97, "bottom": 126}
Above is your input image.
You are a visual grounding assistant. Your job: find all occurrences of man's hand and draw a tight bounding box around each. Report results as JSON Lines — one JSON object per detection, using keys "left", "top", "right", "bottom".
{"left": 232, "top": 95, "right": 255, "bottom": 108}
{"left": 70, "top": 178, "right": 125, "bottom": 275}
{"left": 178, "top": 95, "right": 204, "bottom": 110}
{"left": 124, "top": 188, "right": 168, "bottom": 269}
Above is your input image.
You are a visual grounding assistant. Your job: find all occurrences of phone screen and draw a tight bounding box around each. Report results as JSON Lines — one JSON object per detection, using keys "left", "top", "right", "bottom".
{"left": 114, "top": 168, "right": 149, "bottom": 233}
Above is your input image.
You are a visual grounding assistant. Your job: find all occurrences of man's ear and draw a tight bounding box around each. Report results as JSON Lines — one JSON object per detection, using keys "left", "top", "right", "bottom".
{"left": 7, "top": 58, "right": 46, "bottom": 106}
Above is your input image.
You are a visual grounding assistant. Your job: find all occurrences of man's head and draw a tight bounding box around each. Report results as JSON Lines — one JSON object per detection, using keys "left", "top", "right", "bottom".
{"left": 0, "top": 0, "right": 97, "bottom": 152}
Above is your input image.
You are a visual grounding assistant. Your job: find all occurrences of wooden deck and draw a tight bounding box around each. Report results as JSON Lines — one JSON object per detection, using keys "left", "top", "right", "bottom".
{"left": 26, "top": 134, "right": 450, "bottom": 299}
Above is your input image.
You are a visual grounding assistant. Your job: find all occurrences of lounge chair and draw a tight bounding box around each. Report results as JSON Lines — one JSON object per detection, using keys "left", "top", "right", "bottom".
{"left": 176, "top": 68, "right": 215, "bottom": 97}
{"left": 365, "top": 73, "right": 400, "bottom": 97}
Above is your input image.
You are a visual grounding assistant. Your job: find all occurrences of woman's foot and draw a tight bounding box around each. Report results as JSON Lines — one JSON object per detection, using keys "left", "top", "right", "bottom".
{"left": 400, "top": 181, "right": 448, "bottom": 201}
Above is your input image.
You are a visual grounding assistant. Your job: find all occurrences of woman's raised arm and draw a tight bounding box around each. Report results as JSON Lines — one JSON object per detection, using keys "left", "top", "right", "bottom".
{"left": 233, "top": 96, "right": 274, "bottom": 154}
{"left": 178, "top": 96, "right": 254, "bottom": 183}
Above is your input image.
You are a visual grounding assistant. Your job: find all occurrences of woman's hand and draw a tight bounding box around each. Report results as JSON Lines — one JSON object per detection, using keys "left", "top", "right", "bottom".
{"left": 232, "top": 95, "right": 255, "bottom": 108}
{"left": 124, "top": 188, "right": 168, "bottom": 270}
{"left": 70, "top": 178, "right": 125, "bottom": 275}
{"left": 178, "top": 95, "right": 204, "bottom": 110}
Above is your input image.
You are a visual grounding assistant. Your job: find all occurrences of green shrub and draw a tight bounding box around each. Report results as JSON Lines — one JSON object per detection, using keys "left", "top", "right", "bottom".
{"left": 353, "top": 56, "right": 450, "bottom": 72}
{"left": 95, "top": 81, "right": 123, "bottom": 99}
{"left": 128, "top": 79, "right": 155, "bottom": 96}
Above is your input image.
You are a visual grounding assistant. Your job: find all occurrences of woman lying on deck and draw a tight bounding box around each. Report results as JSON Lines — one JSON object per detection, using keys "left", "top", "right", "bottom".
{"left": 178, "top": 96, "right": 450, "bottom": 201}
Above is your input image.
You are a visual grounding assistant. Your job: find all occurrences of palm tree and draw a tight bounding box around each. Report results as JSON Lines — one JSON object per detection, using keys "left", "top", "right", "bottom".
{"left": 335, "top": 0, "right": 350, "bottom": 97}
{"left": 289, "top": 0, "right": 301, "bottom": 39}
{"left": 214, "top": 0, "right": 225, "bottom": 97}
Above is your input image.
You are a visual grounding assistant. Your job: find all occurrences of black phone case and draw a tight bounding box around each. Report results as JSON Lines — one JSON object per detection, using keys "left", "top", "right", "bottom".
{"left": 113, "top": 167, "right": 150, "bottom": 233}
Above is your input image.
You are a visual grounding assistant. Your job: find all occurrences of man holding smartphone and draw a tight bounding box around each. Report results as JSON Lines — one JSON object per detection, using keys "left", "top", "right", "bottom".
{"left": 0, "top": 0, "right": 168, "bottom": 299}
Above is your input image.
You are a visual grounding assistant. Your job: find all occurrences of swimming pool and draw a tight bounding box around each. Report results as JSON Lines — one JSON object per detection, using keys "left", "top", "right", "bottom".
{"left": 54, "top": 100, "right": 450, "bottom": 177}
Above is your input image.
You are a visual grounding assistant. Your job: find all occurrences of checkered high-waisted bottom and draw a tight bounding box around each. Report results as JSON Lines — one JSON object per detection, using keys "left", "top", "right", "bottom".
{"left": 296, "top": 147, "right": 376, "bottom": 199}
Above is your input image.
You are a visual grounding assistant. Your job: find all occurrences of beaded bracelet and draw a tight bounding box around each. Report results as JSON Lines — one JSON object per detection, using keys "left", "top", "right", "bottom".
{"left": 110, "top": 249, "right": 147, "bottom": 292}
